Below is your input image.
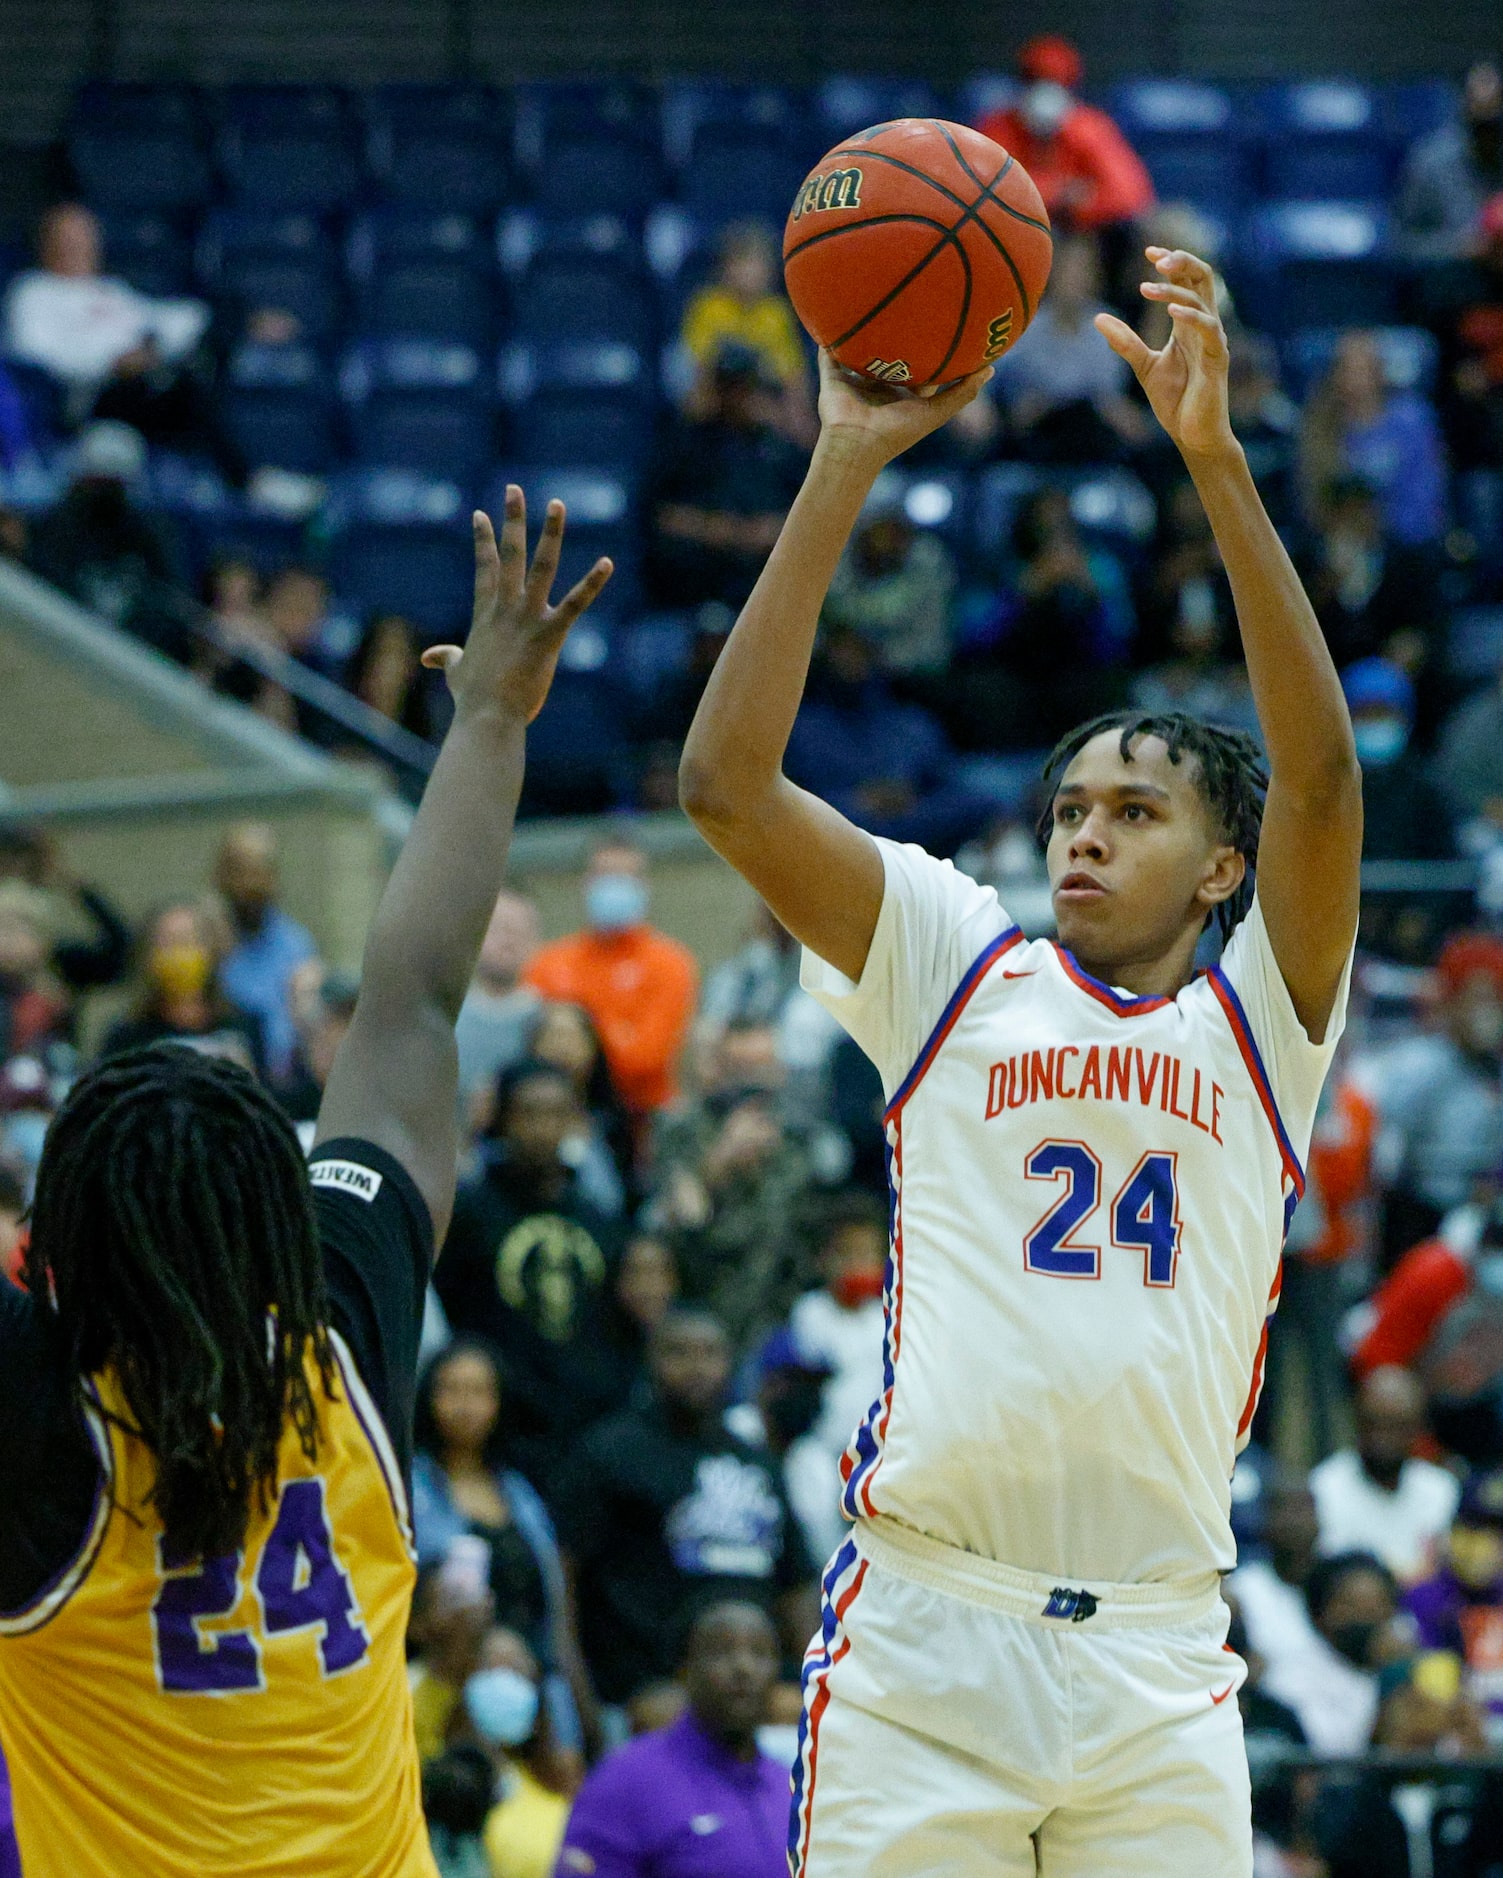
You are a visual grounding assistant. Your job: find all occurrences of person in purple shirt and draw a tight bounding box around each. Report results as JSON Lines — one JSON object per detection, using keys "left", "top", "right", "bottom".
{"left": 0, "top": 1746, "right": 19, "bottom": 1878}
{"left": 1404, "top": 1467, "right": 1503, "bottom": 1739}
{"left": 555, "top": 1602, "right": 788, "bottom": 1878}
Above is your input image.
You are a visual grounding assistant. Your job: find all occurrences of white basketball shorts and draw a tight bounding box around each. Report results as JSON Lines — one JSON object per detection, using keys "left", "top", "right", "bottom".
{"left": 788, "top": 1517, "right": 1252, "bottom": 1878}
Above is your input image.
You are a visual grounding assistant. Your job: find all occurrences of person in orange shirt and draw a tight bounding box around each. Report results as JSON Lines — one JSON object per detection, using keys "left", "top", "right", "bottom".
{"left": 523, "top": 839, "right": 698, "bottom": 1115}
{"left": 979, "top": 34, "right": 1155, "bottom": 235}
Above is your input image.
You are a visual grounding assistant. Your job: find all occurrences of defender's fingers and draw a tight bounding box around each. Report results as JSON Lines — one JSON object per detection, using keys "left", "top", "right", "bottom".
{"left": 471, "top": 510, "right": 500, "bottom": 610}
{"left": 420, "top": 644, "right": 463, "bottom": 671}
{"left": 548, "top": 557, "right": 615, "bottom": 631}
{"left": 1151, "top": 247, "right": 1217, "bottom": 301}
{"left": 1167, "top": 303, "right": 1228, "bottom": 356}
{"left": 1140, "top": 279, "right": 1212, "bottom": 315}
{"left": 1094, "top": 311, "right": 1155, "bottom": 375}
{"left": 497, "top": 484, "right": 526, "bottom": 590}
{"left": 524, "top": 498, "right": 567, "bottom": 607}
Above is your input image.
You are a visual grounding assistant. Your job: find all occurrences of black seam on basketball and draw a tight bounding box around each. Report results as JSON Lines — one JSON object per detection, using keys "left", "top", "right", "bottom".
{"left": 815, "top": 140, "right": 1042, "bottom": 322}
{"left": 821, "top": 134, "right": 1052, "bottom": 235}
{"left": 827, "top": 224, "right": 963, "bottom": 351}
{"left": 930, "top": 233, "right": 973, "bottom": 382}
{"left": 783, "top": 211, "right": 957, "bottom": 264}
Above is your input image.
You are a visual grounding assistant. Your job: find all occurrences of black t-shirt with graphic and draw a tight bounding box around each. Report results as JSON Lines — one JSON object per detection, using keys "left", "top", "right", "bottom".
{"left": 0, "top": 1139, "right": 431, "bottom": 1617}
{"left": 554, "top": 1398, "right": 814, "bottom": 1704}
{"left": 435, "top": 1151, "right": 632, "bottom": 1468}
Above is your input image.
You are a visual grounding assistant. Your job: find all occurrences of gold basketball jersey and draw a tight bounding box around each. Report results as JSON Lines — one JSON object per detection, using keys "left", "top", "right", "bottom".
{"left": 0, "top": 1329, "right": 438, "bottom": 1877}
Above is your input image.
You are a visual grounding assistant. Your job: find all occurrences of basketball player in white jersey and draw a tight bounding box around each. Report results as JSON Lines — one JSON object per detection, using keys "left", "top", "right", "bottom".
{"left": 678, "top": 247, "right": 1362, "bottom": 1876}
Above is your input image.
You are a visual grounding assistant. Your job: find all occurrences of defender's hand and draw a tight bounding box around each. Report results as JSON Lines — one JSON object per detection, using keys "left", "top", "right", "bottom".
{"left": 816, "top": 349, "right": 993, "bottom": 469}
{"left": 421, "top": 488, "right": 613, "bottom": 724}
{"left": 1095, "top": 248, "right": 1238, "bottom": 461}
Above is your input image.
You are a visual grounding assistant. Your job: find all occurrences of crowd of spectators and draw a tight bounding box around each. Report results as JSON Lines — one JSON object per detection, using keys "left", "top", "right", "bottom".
{"left": 0, "top": 796, "right": 1501, "bottom": 1873}
{"left": 4, "top": 41, "right": 1503, "bottom": 1878}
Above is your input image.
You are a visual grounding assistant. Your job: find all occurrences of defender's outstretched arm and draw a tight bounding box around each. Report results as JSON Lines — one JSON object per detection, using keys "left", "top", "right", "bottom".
{"left": 316, "top": 490, "right": 611, "bottom": 1241}
{"left": 679, "top": 355, "right": 990, "bottom": 983}
{"left": 1098, "top": 250, "right": 1362, "bottom": 1037}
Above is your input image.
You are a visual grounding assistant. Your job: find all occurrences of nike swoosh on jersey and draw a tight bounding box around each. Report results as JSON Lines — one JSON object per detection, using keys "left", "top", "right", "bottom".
{"left": 1210, "top": 1682, "right": 1237, "bottom": 1706}
{"left": 1001, "top": 968, "right": 1038, "bottom": 979}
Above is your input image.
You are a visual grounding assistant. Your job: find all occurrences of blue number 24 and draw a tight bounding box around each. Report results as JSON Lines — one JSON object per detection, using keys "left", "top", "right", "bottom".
{"left": 1023, "top": 1143, "right": 1181, "bottom": 1287}
{"left": 153, "top": 1477, "right": 370, "bottom": 1694}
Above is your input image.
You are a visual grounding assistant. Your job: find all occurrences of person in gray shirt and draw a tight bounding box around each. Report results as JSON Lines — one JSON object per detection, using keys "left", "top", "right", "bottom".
{"left": 1397, "top": 62, "right": 1503, "bottom": 264}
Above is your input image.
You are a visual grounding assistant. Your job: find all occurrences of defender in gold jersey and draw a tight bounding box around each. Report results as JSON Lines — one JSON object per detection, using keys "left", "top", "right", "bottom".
{"left": 0, "top": 490, "right": 613, "bottom": 1877}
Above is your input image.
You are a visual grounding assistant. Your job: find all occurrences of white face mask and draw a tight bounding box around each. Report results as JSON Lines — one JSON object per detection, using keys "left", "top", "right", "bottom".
{"left": 1021, "top": 81, "right": 1072, "bottom": 138}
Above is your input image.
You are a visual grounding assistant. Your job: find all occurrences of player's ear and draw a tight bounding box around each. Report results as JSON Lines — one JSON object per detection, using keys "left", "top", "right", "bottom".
{"left": 1197, "top": 845, "right": 1245, "bottom": 910}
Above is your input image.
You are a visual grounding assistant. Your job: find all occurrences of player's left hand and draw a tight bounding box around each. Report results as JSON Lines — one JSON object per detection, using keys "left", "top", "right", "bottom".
{"left": 1094, "top": 249, "right": 1238, "bottom": 460}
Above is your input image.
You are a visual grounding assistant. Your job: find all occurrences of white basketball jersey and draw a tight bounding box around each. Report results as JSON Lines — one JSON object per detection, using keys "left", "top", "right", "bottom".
{"left": 802, "top": 839, "right": 1352, "bottom": 1585}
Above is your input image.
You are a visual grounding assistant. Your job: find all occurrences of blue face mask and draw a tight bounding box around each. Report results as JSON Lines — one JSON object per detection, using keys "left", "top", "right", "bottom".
{"left": 1353, "top": 717, "right": 1408, "bottom": 768}
{"left": 464, "top": 1666, "right": 539, "bottom": 1748}
{"left": 585, "top": 872, "right": 648, "bottom": 933}
{"left": 3, "top": 1112, "right": 49, "bottom": 1175}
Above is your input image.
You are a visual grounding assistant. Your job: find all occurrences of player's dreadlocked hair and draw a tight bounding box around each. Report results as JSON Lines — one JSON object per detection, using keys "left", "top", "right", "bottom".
{"left": 24, "top": 1044, "right": 333, "bottom": 1561}
{"left": 1038, "top": 710, "right": 1268, "bottom": 944}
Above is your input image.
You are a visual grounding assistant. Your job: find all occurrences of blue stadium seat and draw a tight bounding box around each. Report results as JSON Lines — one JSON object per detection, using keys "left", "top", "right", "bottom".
{"left": 954, "top": 75, "right": 1017, "bottom": 128}
{"left": 361, "top": 261, "right": 497, "bottom": 346}
{"left": 1382, "top": 80, "right": 1460, "bottom": 144}
{"left": 520, "top": 667, "right": 631, "bottom": 814}
{"left": 1445, "top": 606, "right": 1503, "bottom": 685}
{"left": 515, "top": 81, "right": 660, "bottom": 169}
{"left": 223, "top": 342, "right": 340, "bottom": 475}
{"left": 366, "top": 84, "right": 512, "bottom": 215}
{"left": 218, "top": 86, "right": 364, "bottom": 213}
{"left": 341, "top": 340, "right": 493, "bottom": 481}
{"left": 866, "top": 467, "right": 973, "bottom": 556}
{"left": 505, "top": 385, "right": 654, "bottom": 474}
{"left": 971, "top": 463, "right": 1044, "bottom": 561}
{"left": 530, "top": 123, "right": 665, "bottom": 223}
{"left": 1283, "top": 325, "right": 1439, "bottom": 399}
{"left": 69, "top": 91, "right": 213, "bottom": 216}
{"left": 98, "top": 214, "right": 194, "bottom": 297}
{"left": 326, "top": 471, "right": 474, "bottom": 634}
{"left": 489, "top": 465, "right": 639, "bottom": 614}
{"left": 511, "top": 233, "right": 657, "bottom": 348}
{"left": 1258, "top": 83, "right": 1395, "bottom": 203}
{"left": 1106, "top": 81, "right": 1247, "bottom": 215}
{"left": 1235, "top": 202, "right": 1396, "bottom": 335}
{"left": 679, "top": 122, "right": 808, "bottom": 223}
{"left": 662, "top": 82, "right": 808, "bottom": 169}
{"left": 1065, "top": 469, "right": 1157, "bottom": 556}
{"left": 815, "top": 76, "right": 945, "bottom": 145}
{"left": 499, "top": 338, "right": 653, "bottom": 406}
{"left": 198, "top": 210, "right": 345, "bottom": 340}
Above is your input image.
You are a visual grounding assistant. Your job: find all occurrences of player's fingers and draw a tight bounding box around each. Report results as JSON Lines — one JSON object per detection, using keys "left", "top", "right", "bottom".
{"left": 1140, "top": 280, "right": 1209, "bottom": 314}
{"left": 471, "top": 510, "right": 500, "bottom": 615}
{"left": 1167, "top": 303, "right": 1228, "bottom": 356}
{"left": 547, "top": 557, "right": 615, "bottom": 632}
{"left": 525, "top": 498, "right": 565, "bottom": 609}
{"left": 496, "top": 484, "right": 526, "bottom": 593}
{"left": 1152, "top": 247, "right": 1217, "bottom": 302}
{"left": 420, "top": 644, "right": 463, "bottom": 671}
{"left": 925, "top": 364, "right": 993, "bottom": 420}
{"left": 1094, "top": 312, "right": 1155, "bottom": 375}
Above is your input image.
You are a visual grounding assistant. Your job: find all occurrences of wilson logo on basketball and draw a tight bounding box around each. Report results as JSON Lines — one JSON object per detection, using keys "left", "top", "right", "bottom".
{"left": 791, "top": 167, "right": 864, "bottom": 219}
{"left": 984, "top": 310, "right": 1015, "bottom": 359}
{"left": 864, "top": 359, "right": 912, "bottom": 383}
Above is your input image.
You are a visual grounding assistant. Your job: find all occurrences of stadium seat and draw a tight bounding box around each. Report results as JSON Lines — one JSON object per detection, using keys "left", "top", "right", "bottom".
{"left": 1235, "top": 202, "right": 1397, "bottom": 335}
{"left": 514, "top": 81, "right": 664, "bottom": 222}
{"left": 1382, "top": 80, "right": 1459, "bottom": 144}
{"left": 1106, "top": 81, "right": 1248, "bottom": 215}
{"left": 505, "top": 383, "right": 655, "bottom": 474}
{"left": 218, "top": 86, "right": 364, "bottom": 214}
{"left": 511, "top": 234, "right": 657, "bottom": 349}
{"left": 341, "top": 340, "right": 493, "bottom": 480}
{"left": 499, "top": 338, "right": 653, "bottom": 405}
{"left": 866, "top": 467, "right": 973, "bottom": 556}
{"left": 662, "top": 82, "right": 808, "bottom": 167}
{"left": 954, "top": 74, "right": 1017, "bottom": 128}
{"left": 678, "top": 122, "right": 809, "bottom": 223}
{"left": 520, "top": 667, "right": 631, "bottom": 815}
{"left": 1258, "top": 83, "right": 1396, "bottom": 202}
{"left": 67, "top": 84, "right": 213, "bottom": 215}
{"left": 98, "top": 214, "right": 195, "bottom": 298}
{"left": 1283, "top": 325, "right": 1439, "bottom": 398}
{"left": 1445, "top": 606, "right": 1503, "bottom": 685}
{"left": 815, "top": 76, "right": 945, "bottom": 144}
{"left": 348, "top": 213, "right": 499, "bottom": 343}
{"left": 514, "top": 81, "right": 660, "bottom": 168}
{"left": 198, "top": 210, "right": 345, "bottom": 340}
{"left": 366, "top": 84, "right": 513, "bottom": 215}
{"left": 326, "top": 471, "right": 474, "bottom": 634}
{"left": 1065, "top": 469, "right": 1158, "bottom": 556}
{"left": 223, "top": 341, "right": 340, "bottom": 474}
{"left": 971, "top": 462, "right": 1044, "bottom": 561}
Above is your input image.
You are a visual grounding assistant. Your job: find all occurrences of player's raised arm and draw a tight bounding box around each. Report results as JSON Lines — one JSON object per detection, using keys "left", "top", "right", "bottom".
{"left": 315, "top": 490, "right": 610, "bottom": 1241}
{"left": 679, "top": 353, "right": 990, "bottom": 982}
{"left": 1097, "top": 250, "right": 1362, "bottom": 1038}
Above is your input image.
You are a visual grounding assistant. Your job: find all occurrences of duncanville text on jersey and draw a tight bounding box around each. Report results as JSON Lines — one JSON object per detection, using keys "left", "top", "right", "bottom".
{"left": 985, "top": 1044, "right": 1226, "bottom": 1144}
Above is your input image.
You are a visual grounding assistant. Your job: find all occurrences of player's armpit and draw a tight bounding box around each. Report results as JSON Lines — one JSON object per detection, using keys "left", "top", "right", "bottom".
{"left": 684, "top": 772, "right": 884, "bottom": 985}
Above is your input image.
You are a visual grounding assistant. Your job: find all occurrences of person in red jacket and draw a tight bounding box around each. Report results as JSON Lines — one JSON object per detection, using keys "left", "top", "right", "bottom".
{"left": 979, "top": 35, "right": 1155, "bottom": 235}
{"left": 523, "top": 838, "right": 698, "bottom": 1117}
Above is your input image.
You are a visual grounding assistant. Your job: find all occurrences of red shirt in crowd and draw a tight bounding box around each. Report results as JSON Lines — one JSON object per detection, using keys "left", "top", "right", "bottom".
{"left": 523, "top": 924, "right": 698, "bottom": 1115}
{"left": 978, "top": 102, "right": 1155, "bottom": 231}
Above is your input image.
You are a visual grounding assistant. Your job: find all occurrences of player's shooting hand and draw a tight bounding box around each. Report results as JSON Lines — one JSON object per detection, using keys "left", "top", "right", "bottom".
{"left": 1094, "top": 249, "right": 1238, "bottom": 461}
{"left": 420, "top": 488, "right": 612, "bottom": 725}
{"left": 815, "top": 348, "right": 993, "bottom": 469}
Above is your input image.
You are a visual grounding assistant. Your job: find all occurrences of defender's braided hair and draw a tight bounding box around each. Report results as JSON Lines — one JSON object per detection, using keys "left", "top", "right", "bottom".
{"left": 25, "top": 1044, "right": 333, "bottom": 1560}
{"left": 1038, "top": 711, "right": 1268, "bottom": 944}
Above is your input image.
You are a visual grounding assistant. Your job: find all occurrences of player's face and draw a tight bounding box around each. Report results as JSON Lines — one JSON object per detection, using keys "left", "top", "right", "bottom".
{"left": 1046, "top": 732, "right": 1243, "bottom": 974}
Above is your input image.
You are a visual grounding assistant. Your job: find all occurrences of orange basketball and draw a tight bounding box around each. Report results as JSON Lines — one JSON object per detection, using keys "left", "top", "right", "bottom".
{"left": 782, "top": 119, "right": 1053, "bottom": 389}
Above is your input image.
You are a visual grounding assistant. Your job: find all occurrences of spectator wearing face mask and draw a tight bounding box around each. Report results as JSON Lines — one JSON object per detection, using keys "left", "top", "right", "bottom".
{"left": 555, "top": 1601, "right": 790, "bottom": 1878}
{"left": 976, "top": 36, "right": 1154, "bottom": 236}
{"left": 100, "top": 900, "right": 263, "bottom": 1077}
{"left": 1259, "top": 1550, "right": 1405, "bottom": 1755}
{"left": 464, "top": 1628, "right": 572, "bottom": 1878}
{"left": 1362, "top": 932, "right": 1503, "bottom": 1266}
{"left": 1405, "top": 1467, "right": 1503, "bottom": 1741}
{"left": 1310, "top": 1367, "right": 1460, "bottom": 1582}
{"left": 523, "top": 839, "right": 698, "bottom": 1117}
